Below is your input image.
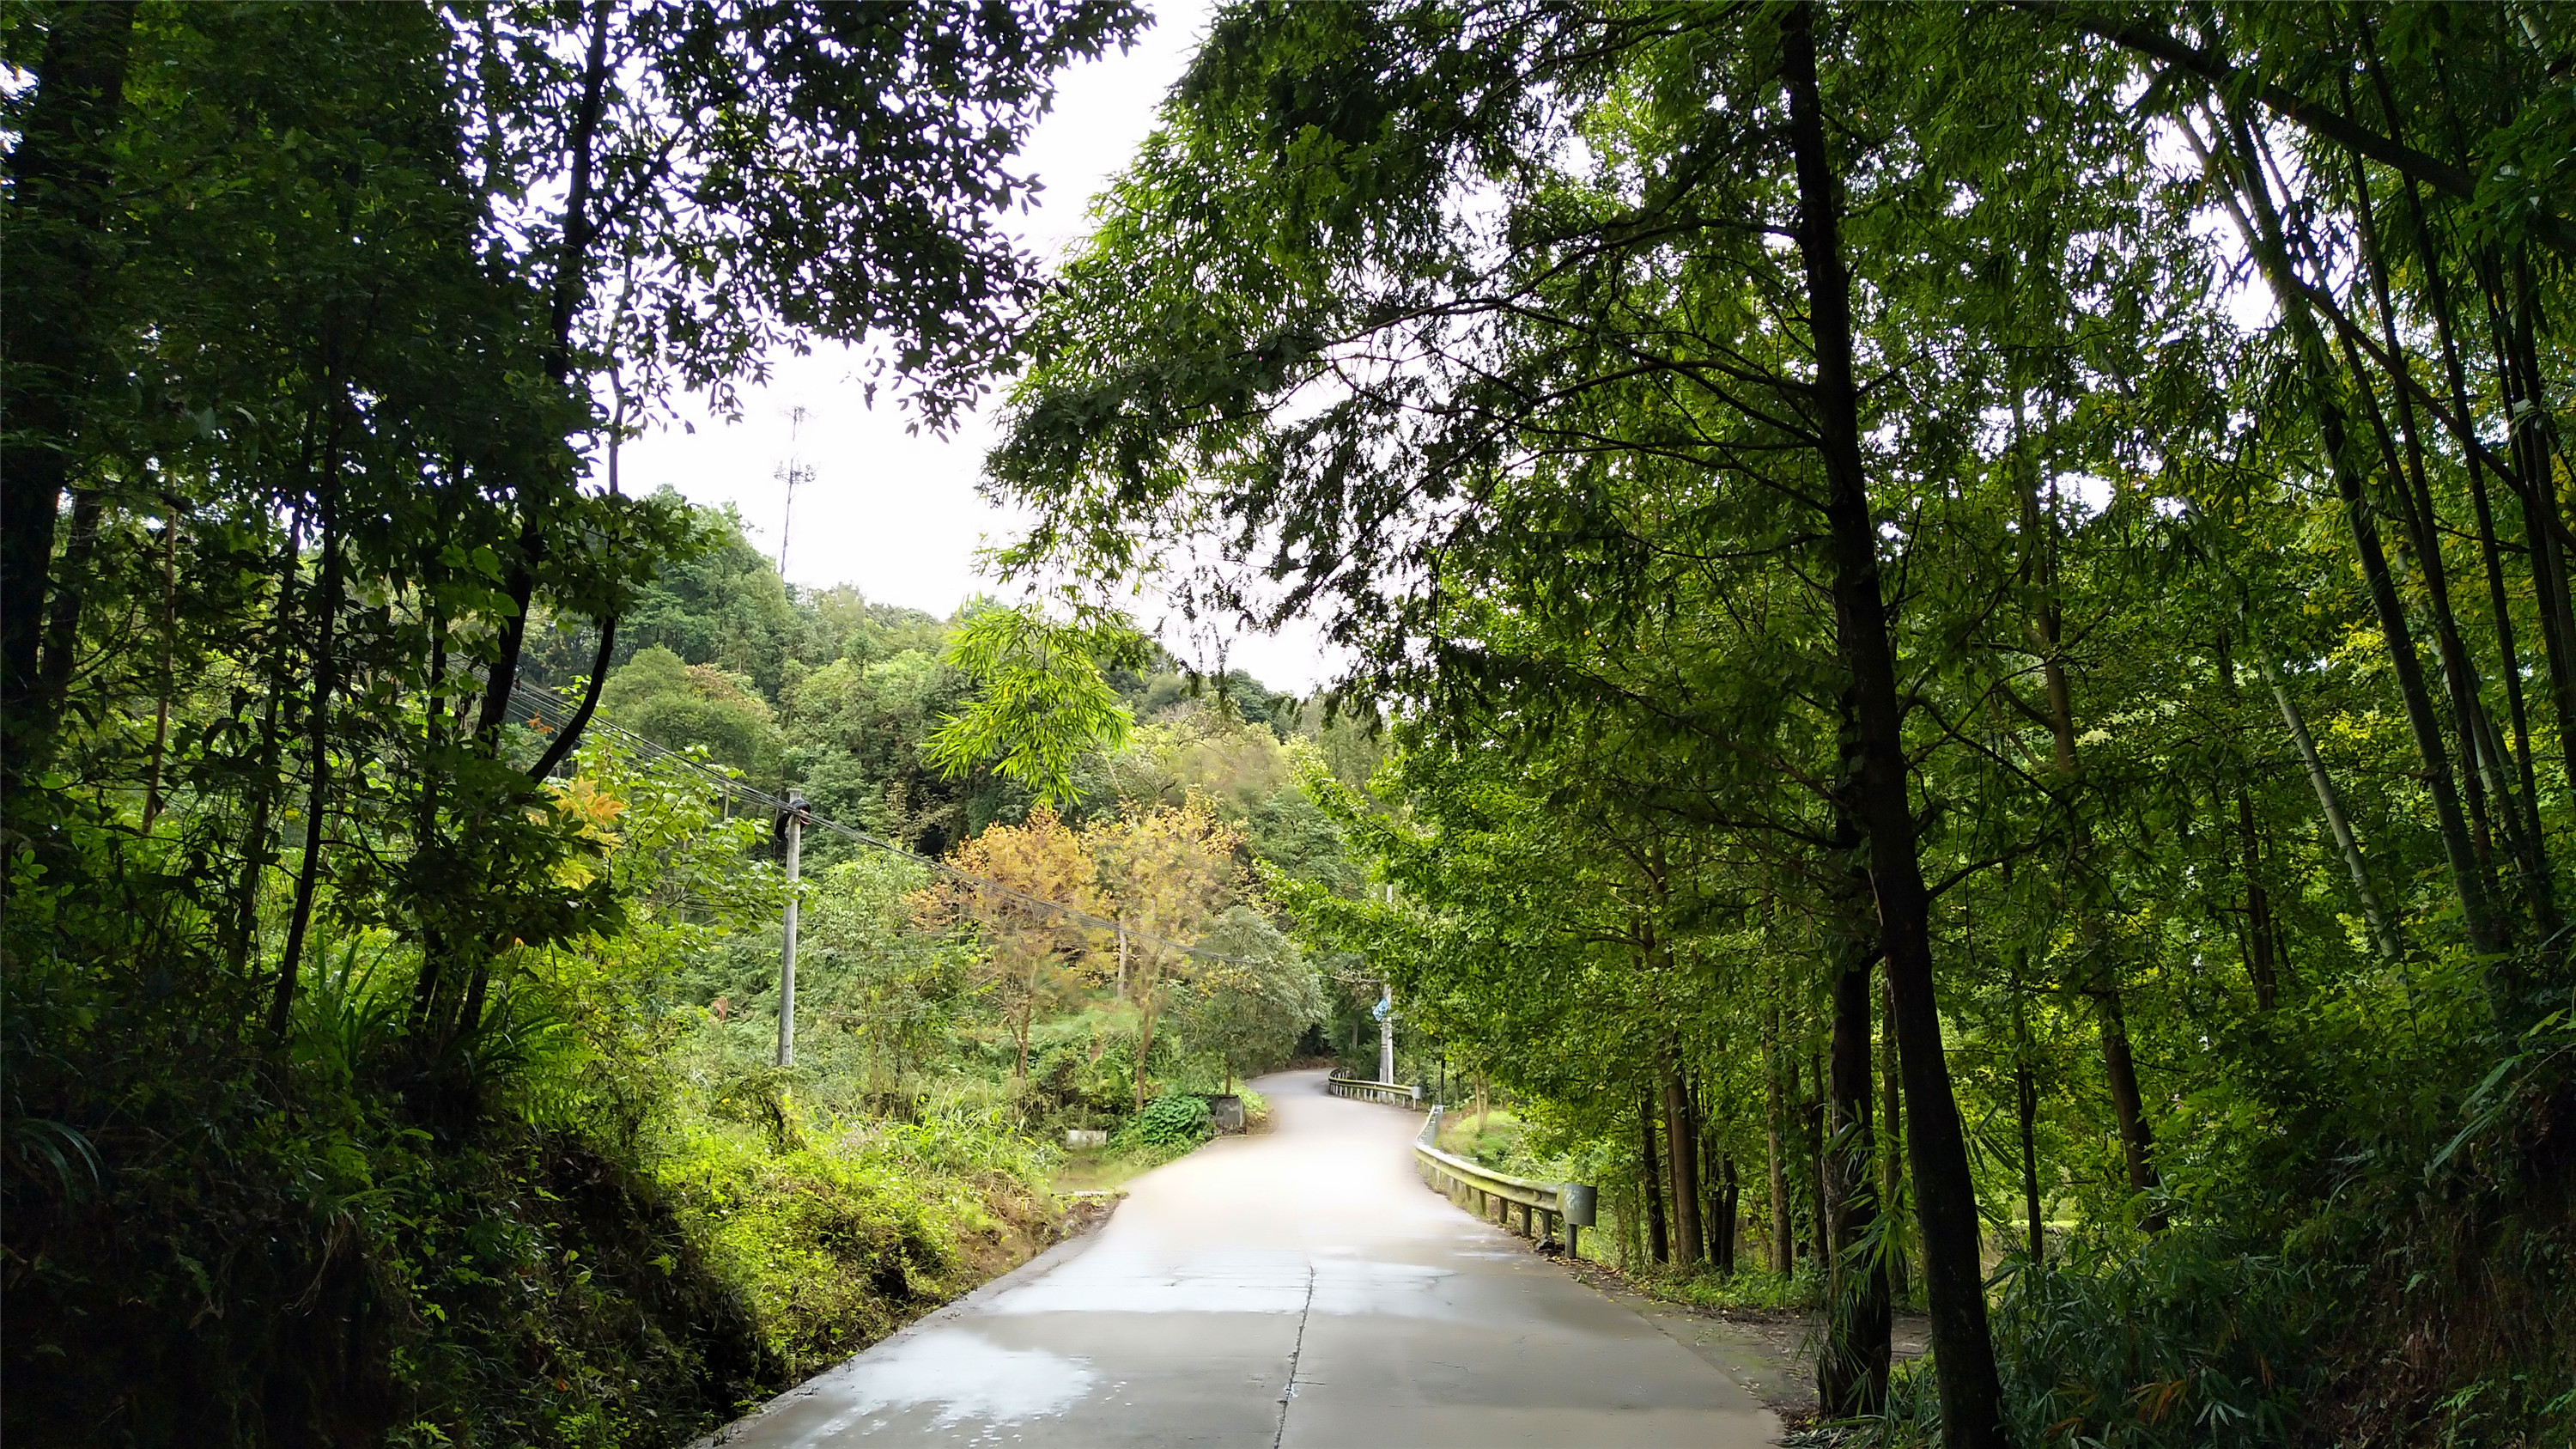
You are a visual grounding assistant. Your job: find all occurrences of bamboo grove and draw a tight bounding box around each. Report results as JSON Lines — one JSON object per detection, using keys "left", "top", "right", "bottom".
{"left": 983, "top": 3, "right": 2576, "bottom": 1443}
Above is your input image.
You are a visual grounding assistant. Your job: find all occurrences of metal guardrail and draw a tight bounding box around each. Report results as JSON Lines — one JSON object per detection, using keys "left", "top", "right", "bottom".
{"left": 1410, "top": 1106, "right": 1594, "bottom": 1256}
{"left": 1327, "top": 1074, "right": 1423, "bottom": 1107}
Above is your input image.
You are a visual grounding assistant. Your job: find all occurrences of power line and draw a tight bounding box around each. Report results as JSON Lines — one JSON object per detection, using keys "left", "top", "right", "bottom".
{"left": 508, "top": 682, "right": 1270, "bottom": 970}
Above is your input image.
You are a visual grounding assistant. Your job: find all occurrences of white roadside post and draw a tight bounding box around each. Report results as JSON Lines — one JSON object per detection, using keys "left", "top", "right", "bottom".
{"left": 1378, "top": 984, "right": 1394, "bottom": 1086}
{"left": 776, "top": 792, "right": 807, "bottom": 1068}
{"left": 1379, "top": 881, "right": 1397, "bottom": 1085}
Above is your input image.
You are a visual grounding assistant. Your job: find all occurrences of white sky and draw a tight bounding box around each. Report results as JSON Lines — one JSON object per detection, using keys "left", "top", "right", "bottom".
{"left": 619, "top": 0, "right": 1349, "bottom": 695}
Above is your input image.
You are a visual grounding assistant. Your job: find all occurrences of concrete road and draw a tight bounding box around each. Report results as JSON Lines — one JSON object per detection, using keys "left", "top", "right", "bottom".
{"left": 705, "top": 1069, "right": 1779, "bottom": 1446}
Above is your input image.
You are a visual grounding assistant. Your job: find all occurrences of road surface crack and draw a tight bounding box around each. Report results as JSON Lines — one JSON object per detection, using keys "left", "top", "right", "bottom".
{"left": 1272, "top": 1263, "right": 1317, "bottom": 1449}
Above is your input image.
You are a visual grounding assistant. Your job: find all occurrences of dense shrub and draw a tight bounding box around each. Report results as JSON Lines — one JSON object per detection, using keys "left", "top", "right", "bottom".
{"left": 1118, "top": 1093, "right": 1210, "bottom": 1148}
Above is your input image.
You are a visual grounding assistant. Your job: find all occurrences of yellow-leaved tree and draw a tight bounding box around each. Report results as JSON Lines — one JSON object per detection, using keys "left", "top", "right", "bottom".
{"left": 914, "top": 805, "right": 1098, "bottom": 1080}
{"left": 1086, "top": 797, "right": 1244, "bottom": 1111}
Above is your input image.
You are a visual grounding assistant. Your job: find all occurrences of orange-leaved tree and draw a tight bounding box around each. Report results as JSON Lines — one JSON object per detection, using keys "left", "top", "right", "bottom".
{"left": 915, "top": 804, "right": 1099, "bottom": 1080}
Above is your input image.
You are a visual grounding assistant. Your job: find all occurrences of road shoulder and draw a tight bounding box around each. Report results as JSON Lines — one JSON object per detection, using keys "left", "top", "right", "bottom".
{"left": 690, "top": 1193, "right": 1124, "bottom": 1446}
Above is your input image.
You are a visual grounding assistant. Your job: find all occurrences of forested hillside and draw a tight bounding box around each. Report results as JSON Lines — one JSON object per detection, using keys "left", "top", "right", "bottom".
{"left": 985, "top": 3, "right": 2576, "bottom": 1446}
{"left": 0, "top": 4, "right": 1373, "bottom": 1443}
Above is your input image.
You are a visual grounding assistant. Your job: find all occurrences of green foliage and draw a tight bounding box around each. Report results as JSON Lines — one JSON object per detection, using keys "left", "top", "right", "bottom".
{"left": 977, "top": 1, "right": 2576, "bottom": 1439}
{"left": 1175, "top": 904, "right": 1327, "bottom": 1086}
{"left": 653, "top": 1109, "right": 1055, "bottom": 1381}
{"left": 1117, "top": 1093, "right": 1212, "bottom": 1149}
{"left": 1991, "top": 1238, "right": 2322, "bottom": 1449}
{"left": 927, "top": 604, "right": 1144, "bottom": 806}
{"left": 0, "top": 0, "right": 1196, "bottom": 1439}
{"left": 1631, "top": 1264, "right": 1821, "bottom": 1318}
{"left": 611, "top": 502, "right": 817, "bottom": 698}
{"left": 600, "top": 645, "right": 783, "bottom": 782}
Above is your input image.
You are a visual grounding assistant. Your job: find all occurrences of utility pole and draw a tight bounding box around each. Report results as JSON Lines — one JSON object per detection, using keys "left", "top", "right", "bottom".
{"left": 775, "top": 405, "right": 811, "bottom": 578}
{"left": 776, "top": 791, "right": 807, "bottom": 1068}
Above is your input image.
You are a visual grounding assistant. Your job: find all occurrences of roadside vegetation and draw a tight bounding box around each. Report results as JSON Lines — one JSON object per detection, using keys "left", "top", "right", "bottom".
{"left": 1, "top": 5, "right": 1372, "bottom": 1444}
{"left": 12, "top": 4, "right": 2575, "bottom": 1449}
{"left": 979, "top": 5, "right": 2576, "bottom": 1446}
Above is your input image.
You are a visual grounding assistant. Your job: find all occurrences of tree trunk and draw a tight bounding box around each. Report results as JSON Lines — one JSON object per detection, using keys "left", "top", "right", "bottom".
{"left": 2261, "top": 648, "right": 2402, "bottom": 960}
{"left": 2409, "top": 197, "right": 2553, "bottom": 916}
{"left": 2348, "top": 167, "right": 2546, "bottom": 927}
{"left": 1662, "top": 1064, "right": 1701, "bottom": 1270}
{"left": 1694, "top": 1080, "right": 1724, "bottom": 1268}
{"left": 2017, "top": 1056, "right": 2043, "bottom": 1263}
{"left": 1640, "top": 1087, "right": 1668, "bottom": 1266}
{"left": 227, "top": 514, "right": 307, "bottom": 976}
{"left": 1821, "top": 953, "right": 1890, "bottom": 1416}
{"left": 2094, "top": 990, "right": 2163, "bottom": 1227}
{"left": 473, "top": 0, "right": 615, "bottom": 741}
{"left": 1716, "top": 1155, "right": 1740, "bottom": 1275}
{"left": 1880, "top": 968, "right": 1907, "bottom": 1298}
{"left": 271, "top": 515, "right": 343, "bottom": 1043}
{"left": 1765, "top": 1016, "right": 1792, "bottom": 1277}
{"left": 1133, "top": 999, "right": 1156, "bottom": 1113}
{"left": 1805, "top": 1052, "right": 1826, "bottom": 1276}
{"left": 33, "top": 488, "right": 105, "bottom": 747}
{"left": 2204, "top": 105, "right": 2504, "bottom": 959}
{"left": 2498, "top": 253, "right": 2576, "bottom": 814}
{"left": 2012, "top": 379, "right": 2163, "bottom": 1227}
{"left": 144, "top": 517, "right": 179, "bottom": 827}
{"left": 1782, "top": 12, "right": 2005, "bottom": 1437}
{"left": 2236, "top": 788, "right": 2281, "bottom": 1010}
{"left": 1, "top": 1, "right": 137, "bottom": 780}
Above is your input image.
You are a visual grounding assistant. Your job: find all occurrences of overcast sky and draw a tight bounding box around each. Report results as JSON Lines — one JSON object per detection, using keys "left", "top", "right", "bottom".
{"left": 617, "top": 0, "right": 1350, "bottom": 695}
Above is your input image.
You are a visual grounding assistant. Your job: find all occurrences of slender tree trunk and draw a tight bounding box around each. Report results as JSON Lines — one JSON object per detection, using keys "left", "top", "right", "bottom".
{"left": 1880, "top": 968, "right": 1907, "bottom": 1298}
{"left": 144, "top": 516, "right": 179, "bottom": 827}
{"left": 1717, "top": 1156, "right": 1740, "bottom": 1275}
{"left": 2236, "top": 788, "right": 2281, "bottom": 1010}
{"left": 2207, "top": 106, "right": 2503, "bottom": 958}
{"left": 475, "top": 0, "right": 615, "bottom": 741}
{"left": 1806, "top": 1052, "right": 1827, "bottom": 1275}
{"left": 1821, "top": 954, "right": 1890, "bottom": 1416}
{"left": 1640, "top": 1087, "right": 1668, "bottom": 1266}
{"left": 2337, "top": 310, "right": 2530, "bottom": 904}
{"left": 528, "top": 616, "right": 617, "bottom": 781}
{"left": 2, "top": 1, "right": 137, "bottom": 782}
{"left": 227, "top": 514, "right": 307, "bottom": 976}
{"left": 2497, "top": 253, "right": 2576, "bottom": 812}
{"left": 2217, "top": 630, "right": 2281, "bottom": 1007}
{"left": 2094, "top": 991, "right": 2163, "bottom": 1227}
{"left": 2261, "top": 648, "right": 2403, "bottom": 959}
{"left": 1133, "top": 996, "right": 1157, "bottom": 1113}
{"left": 1782, "top": 14, "right": 2005, "bottom": 1437}
{"left": 1765, "top": 1003, "right": 1793, "bottom": 1277}
{"left": 1015, "top": 995, "right": 1032, "bottom": 1081}
{"left": 2348, "top": 167, "right": 2544, "bottom": 928}
{"left": 459, "top": 954, "right": 494, "bottom": 1044}
{"left": 2409, "top": 200, "right": 2552, "bottom": 909}
{"left": 2017, "top": 1056, "right": 2043, "bottom": 1263}
{"left": 1662, "top": 1064, "right": 1701, "bottom": 1269}
{"left": 2340, "top": 238, "right": 2505, "bottom": 870}
{"left": 2012, "top": 382, "right": 2164, "bottom": 1226}
{"left": 1694, "top": 1080, "right": 1724, "bottom": 1268}
{"left": 410, "top": 629, "right": 453, "bottom": 1027}
{"left": 271, "top": 514, "right": 342, "bottom": 1042}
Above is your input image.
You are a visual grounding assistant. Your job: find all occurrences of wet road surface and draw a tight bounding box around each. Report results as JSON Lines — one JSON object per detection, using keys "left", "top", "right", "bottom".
{"left": 704, "top": 1068, "right": 1779, "bottom": 1446}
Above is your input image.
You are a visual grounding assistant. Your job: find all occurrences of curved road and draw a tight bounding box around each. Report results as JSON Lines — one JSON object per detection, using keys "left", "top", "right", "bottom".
{"left": 708, "top": 1069, "right": 1777, "bottom": 1446}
